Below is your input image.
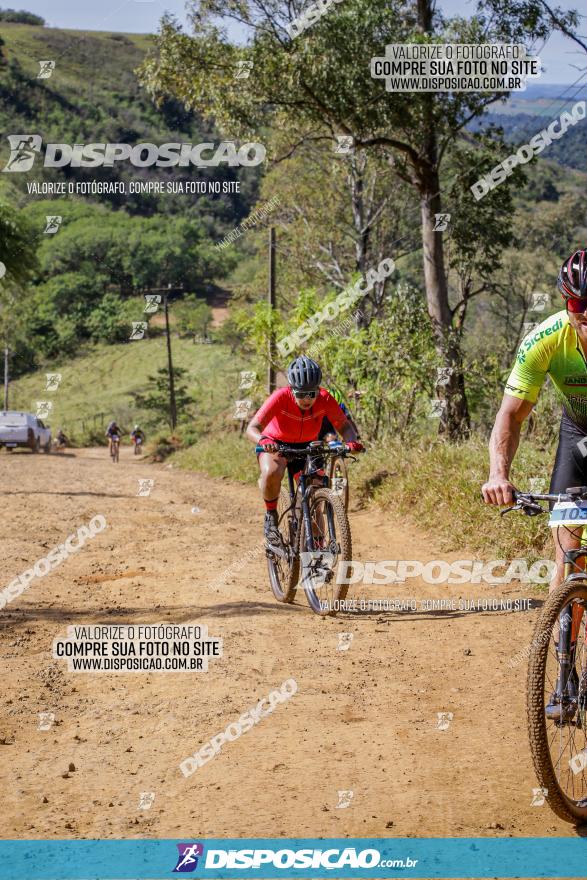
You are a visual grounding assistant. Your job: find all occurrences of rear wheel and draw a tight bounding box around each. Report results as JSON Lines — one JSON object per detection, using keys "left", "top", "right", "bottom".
{"left": 43, "top": 441, "right": 51, "bottom": 454}
{"left": 527, "top": 578, "right": 587, "bottom": 823}
{"left": 300, "top": 487, "right": 352, "bottom": 616}
{"left": 267, "top": 488, "right": 299, "bottom": 604}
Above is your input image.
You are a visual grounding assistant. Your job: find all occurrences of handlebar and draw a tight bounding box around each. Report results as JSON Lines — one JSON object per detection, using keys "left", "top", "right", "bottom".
{"left": 255, "top": 441, "right": 362, "bottom": 458}
{"left": 500, "top": 485, "right": 587, "bottom": 517}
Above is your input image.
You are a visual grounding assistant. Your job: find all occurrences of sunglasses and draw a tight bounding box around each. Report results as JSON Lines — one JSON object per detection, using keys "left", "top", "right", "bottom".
{"left": 292, "top": 389, "right": 318, "bottom": 400}
{"left": 565, "top": 296, "right": 587, "bottom": 314}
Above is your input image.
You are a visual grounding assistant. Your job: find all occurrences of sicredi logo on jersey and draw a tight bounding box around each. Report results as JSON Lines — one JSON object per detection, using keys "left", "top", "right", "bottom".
{"left": 517, "top": 316, "right": 564, "bottom": 364}
{"left": 2, "top": 136, "right": 266, "bottom": 172}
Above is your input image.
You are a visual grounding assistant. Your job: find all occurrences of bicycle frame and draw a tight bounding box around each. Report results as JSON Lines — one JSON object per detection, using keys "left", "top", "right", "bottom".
{"left": 276, "top": 445, "right": 341, "bottom": 561}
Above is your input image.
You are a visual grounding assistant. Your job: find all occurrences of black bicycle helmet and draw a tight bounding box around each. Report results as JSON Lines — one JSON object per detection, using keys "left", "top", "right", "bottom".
{"left": 287, "top": 355, "right": 322, "bottom": 391}
{"left": 558, "top": 249, "right": 587, "bottom": 300}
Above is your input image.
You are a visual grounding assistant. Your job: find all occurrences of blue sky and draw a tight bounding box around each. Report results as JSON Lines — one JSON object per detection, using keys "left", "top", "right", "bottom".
{"left": 6, "top": 0, "right": 582, "bottom": 84}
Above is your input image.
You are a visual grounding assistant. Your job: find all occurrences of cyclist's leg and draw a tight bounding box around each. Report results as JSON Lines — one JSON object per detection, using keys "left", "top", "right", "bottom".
{"left": 258, "top": 450, "right": 287, "bottom": 503}
{"left": 547, "top": 416, "right": 586, "bottom": 718}
{"left": 258, "top": 451, "right": 288, "bottom": 542}
{"left": 549, "top": 414, "right": 587, "bottom": 592}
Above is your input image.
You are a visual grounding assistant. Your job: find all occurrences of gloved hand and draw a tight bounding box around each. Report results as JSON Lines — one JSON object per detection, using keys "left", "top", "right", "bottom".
{"left": 258, "top": 436, "right": 280, "bottom": 454}
{"left": 328, "top": 439, "right": 344, "bottom": 449}
{"left": 345, "top": 441, "right": 364, "bottom": 453}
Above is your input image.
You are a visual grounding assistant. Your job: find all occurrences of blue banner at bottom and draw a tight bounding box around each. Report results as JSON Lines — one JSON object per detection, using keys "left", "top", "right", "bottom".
{"left": 0, "top": 837, "right": 585, "bottom": 879}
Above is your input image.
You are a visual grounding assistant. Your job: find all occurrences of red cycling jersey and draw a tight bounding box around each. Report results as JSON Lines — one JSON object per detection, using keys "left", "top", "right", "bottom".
{"left": 253, "top": 387, "right": 347, "bottom": 443}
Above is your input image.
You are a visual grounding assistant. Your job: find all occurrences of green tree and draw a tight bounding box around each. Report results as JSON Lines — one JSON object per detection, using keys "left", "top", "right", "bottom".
{"left": 134, "top": 366, "right": 195, "bottom": 429}
{"left": 139, "top": 0, "right": 532, "bottom": 437}
{"left": 174, "top": 294, "right": 214, "bottom": 341}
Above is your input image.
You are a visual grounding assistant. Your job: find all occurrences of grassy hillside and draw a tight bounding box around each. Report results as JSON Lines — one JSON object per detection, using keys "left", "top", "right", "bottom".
{"left": 9, "top": 337, "right": 252, "bottom": 443}
{"left": 0, "top": 22, "right": 258, "bottom": 219}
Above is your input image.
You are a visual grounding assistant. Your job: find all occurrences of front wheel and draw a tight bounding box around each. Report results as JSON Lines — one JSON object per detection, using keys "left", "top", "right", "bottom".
{"left": 300, "top": 487, "right": 352, "bottom": 616}
{"left": 527, "top": 577, "right": 587, "bottom": 823}
{"left": 111, "top": 442, "right": 119, "bottom": 463}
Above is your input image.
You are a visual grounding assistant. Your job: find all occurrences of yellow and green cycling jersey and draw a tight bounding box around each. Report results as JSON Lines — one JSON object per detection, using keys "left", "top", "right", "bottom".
{"left": 506, "top": 310, "right": 587, "bottom": 428}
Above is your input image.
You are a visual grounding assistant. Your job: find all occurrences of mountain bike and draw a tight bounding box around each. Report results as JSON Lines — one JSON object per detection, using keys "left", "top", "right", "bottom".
{"left": 133, "top": 436, "right": 143, "bottom": 456}
{"left": 110, "top": 435, "right": 120, "bottom": 463}
{"left": 503, "top": 485, "right": 587, "bottom": 823}
{"left": 258, "top": 440, "right": 359, "bottom": 616}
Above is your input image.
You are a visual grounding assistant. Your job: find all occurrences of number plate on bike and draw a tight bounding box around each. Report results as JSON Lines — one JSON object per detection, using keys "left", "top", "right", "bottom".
{"left": 549, "top": 501, "right": 587, "bottom": 526}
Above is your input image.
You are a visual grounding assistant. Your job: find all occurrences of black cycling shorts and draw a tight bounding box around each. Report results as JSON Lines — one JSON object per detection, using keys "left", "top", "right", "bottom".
{"left": 549, "top": 412, "right": 587, "bottom": 499}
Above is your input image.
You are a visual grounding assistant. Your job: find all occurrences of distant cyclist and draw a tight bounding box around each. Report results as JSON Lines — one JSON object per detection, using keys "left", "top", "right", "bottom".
{"left": 482, "top": 248, "right": 587, "bottom": 719}
{"left": 319, "top": 384, "right": 361, "bottom": 442}
{"left": 131, "top": 425, "right": 145, "bottom": 443}
{"left": 105, "top": 420, "right": 122, "bottom": 455}
{"left": 54, "top": 428, "right": 68, "bottom": 450}
{"left": 245, "top": 356, "right": 363, "bottom": 544}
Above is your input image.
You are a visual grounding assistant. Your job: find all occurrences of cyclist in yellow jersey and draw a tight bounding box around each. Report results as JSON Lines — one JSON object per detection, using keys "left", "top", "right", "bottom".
{"left": 482, "top": 249, "right": 587, "bottom": 719}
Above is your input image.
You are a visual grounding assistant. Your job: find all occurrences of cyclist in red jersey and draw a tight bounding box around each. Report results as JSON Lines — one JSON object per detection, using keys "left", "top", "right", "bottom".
{"left": 246, "top": 356, "right": 363, "bottom": 543}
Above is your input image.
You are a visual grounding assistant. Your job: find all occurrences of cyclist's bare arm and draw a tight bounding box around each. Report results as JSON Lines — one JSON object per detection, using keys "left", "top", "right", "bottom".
{"left": 246, "top": 419, "right": 264, "bottom": 445}
{"left": 482, "top": 395, "right": 534, "bottom": 506}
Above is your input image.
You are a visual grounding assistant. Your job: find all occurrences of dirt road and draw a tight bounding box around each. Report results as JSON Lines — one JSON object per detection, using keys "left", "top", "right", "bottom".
{"left": 0, "top": 447, "right": 574, "bottom": 839}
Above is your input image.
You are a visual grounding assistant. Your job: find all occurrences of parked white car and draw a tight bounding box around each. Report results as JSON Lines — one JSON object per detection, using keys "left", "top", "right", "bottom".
{"left": 0, "top": 411, "right": 52, "bottom": 453}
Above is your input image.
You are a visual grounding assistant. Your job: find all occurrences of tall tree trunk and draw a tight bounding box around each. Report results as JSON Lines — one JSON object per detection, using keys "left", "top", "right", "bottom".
{"left": 416, "top": 0, "right": 470, "bottom": 440}
{"left": 420, "top": 173, "right": 470, "bottom": 439}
